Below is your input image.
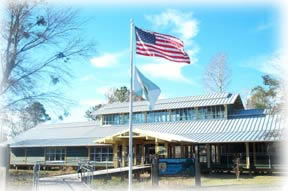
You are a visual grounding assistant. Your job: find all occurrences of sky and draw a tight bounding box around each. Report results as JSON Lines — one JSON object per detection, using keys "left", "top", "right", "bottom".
{"left": 48, "top": 2, "right": 280, "bottom": 123}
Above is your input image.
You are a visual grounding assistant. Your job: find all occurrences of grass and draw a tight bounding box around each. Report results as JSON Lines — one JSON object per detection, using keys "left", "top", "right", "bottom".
{"left": 7, "top": 169, "right": 286, "bottom": 190}
{"left": 7, "top": 168, "right": 77, "bottom": 190}
{"left": 89, "top": 173, "right": 285, "bottom": 190}
{"left": 158, "top": 173, "right": 285, "bottom": 188}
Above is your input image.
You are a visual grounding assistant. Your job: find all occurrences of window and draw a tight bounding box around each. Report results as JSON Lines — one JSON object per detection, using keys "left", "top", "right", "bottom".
{"left": 103, "top": 114, "right": 122, "bottom": 125}
{"left": 198, "top": 106, "right": 224, "bottom": 120}
{"left": 45, "top": 148, "right": 65, "bottom": 161}
{"left": 121, "top": 114, "right": 129, "bottom": 124}
{"left": 147, "top": 110, "right": 169, "bottom": 123}
{"left": 103, "top": 113, "right": 144, "bottom": 125}
{"left": 90, "top": 146, "right": 113, "bottom": 162}
{"left": 198, "top": 107, "right": 208, "bottom": 119}
{"left": 171, "top": 108, "right": 195, "bottom": 121}
{"left": 198, "top": 145, "right": 207, "bottom": 163}
{"left": 175, "top": 146, "right": 182, "bottom": 158}
{"left": 133, "top": 112, "right": 145, "bottom": 123}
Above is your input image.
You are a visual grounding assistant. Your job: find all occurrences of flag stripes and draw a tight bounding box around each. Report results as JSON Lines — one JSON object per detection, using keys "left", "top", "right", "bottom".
{"left": 135, "top": 26, "right": 190, "bottom": 64}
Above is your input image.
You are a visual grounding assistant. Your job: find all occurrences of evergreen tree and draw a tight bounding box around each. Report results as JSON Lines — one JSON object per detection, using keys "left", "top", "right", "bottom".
{"left": 247, "top": 75, "right": 281, "bottom": 113}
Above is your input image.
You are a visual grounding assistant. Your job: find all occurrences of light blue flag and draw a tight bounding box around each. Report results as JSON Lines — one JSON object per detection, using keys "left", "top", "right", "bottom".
{"left": 134, "top": 66, "right": 161, "bottom": 110}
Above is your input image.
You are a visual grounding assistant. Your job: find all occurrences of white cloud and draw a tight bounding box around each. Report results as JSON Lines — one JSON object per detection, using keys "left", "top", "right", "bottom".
{"left": 96, "top": 86, "right": 113, "bottom": 95}
{"left": 145, "top": 9, "right": 199, "bottom": 45}
{"left": 90, "top": 50, "right": 128, "bottom": 68}
{"left": 79, "top": 99, "right": 104, "bottom": 106}
{"left": 142, "top": 10, "right": 199, "bottom": 83}
{"left": 90, "top": 53, "right": 119, "bottom": 68}
{"left": 139, "top": 60, "right": 193, "bottom": 84}
{"left": 241, "top": 50, "right": 283, "bottom": 77}
{"left": 60, "top": 106, "right": 88, "bottom": 123}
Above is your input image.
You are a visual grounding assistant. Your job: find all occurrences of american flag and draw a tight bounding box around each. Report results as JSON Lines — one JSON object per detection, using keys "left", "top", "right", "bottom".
{"left": 135, "top": 26, "right": 190, "bottom": 64}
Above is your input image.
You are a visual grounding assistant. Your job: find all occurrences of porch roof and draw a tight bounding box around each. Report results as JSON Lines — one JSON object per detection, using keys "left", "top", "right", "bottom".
{"left": 94, "top": 128, "right": 197, "bottom": 144}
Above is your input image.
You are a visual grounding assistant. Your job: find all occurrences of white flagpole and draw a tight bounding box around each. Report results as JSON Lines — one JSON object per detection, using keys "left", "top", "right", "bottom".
{"left": 128, "top": 18, "right": 134, "bottom": 191}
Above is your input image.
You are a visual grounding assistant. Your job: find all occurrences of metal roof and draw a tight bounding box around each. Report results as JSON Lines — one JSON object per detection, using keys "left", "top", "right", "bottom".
{"left": 9, "top": 121, "right": 125, "bottom": 147}
{"left": 135, "top": 114, "right": 284, "bottom": 143}
{"left": 9, "top": 111, "right": 285, "bottom": 147}
{"left": 94, "top": 93, "right": 241, "bottom": 115}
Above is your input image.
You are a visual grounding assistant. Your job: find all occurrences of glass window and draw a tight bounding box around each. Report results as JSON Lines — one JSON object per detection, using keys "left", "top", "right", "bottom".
{"left": 90, "top": 146, "right": 113, "bottom": 162}
{"left": 187, "top": 108, "right": 195, "bottom": 120}
{"left": 171, "top": 108, "right": 195, "bottom": 122}
{"left": 198, "top": 106, "right": 224, "bottom": 120}
{"left": 199, "top": 145, "right": 207, "bottom": 163}
{"left": 147, "top": 110, "right": 169, "bottom": 123}
{"left": 45, "top": 148, "right": 65, "bottom": 161}
{"left": 133, "top": 112, "right": 145, "bottom": 123}
{"left": 198, "top": 107, "right": 208, "bottom": 119}
{"left": 103, "top": 114, "right": 131, "bottom": 125}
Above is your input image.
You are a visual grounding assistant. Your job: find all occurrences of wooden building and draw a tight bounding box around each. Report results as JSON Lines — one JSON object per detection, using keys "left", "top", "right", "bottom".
{"left": 8, "top": 93, "right": 284, "bottom": 172}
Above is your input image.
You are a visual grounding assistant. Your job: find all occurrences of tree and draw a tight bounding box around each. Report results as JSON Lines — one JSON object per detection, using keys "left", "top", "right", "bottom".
{"left": 23, "top": 101, "right": 51, "bottom": 128}
{"left": 85, "top": 86, "right": 143, "bottom": 120}
{"left": 85, "top": 104, "right": 102, "bottom": 121}
{"left": 105, "top": 86, "right": 144, "bottom": 104}
{"left": 203, "top": 53, "right": 231, "bottom": 93}
{"left": 0, "top": 0, "right": 94, "bottom": 113}
{"left": 7, "top": 101, "right": 51, "bottom": 136}
{"left": 106, "top": 86, "right": 130, "bottom": 103}
{"left": 0, "top": 0, "right": 95, "bottom": 135}
{"left": 246, "top": 75, "right": 281, "bottom": 112}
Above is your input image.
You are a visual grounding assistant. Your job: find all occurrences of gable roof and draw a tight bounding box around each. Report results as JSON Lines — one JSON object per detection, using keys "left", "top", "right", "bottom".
{"left": 95, "top": 128, "right": 196, "bottom": 144}
{"left": 95, "top": 93, "right": 241, "bottom": 115}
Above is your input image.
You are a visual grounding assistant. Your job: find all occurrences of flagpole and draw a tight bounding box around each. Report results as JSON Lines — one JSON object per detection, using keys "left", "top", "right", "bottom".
{"left": 128, "top": 18, "right": 134, "bottom": 191}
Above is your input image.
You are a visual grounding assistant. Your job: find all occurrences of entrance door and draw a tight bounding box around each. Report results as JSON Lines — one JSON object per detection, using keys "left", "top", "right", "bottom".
{"left": 144, "top": 144, "right": 155, "bottom": 164}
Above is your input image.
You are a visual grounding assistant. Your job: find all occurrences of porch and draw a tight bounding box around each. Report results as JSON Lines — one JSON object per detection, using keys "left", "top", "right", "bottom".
{"left": 94, "top": 129, "right": 281, "bottom": 173}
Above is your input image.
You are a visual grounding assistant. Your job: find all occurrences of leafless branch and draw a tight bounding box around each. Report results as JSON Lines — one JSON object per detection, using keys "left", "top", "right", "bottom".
{"left": 203, "top": 52, "right": 231, "bottom": 93}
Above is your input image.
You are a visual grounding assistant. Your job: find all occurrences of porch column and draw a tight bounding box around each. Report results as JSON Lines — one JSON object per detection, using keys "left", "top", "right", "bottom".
{"left": 207, "top": 144, "right": 211, "bottom": 168}
{"left": 133, "top": 144, "right": 137, "bottom": 165}
{"left": 245, "top": 142, "right": 250, "bottom": 169}
{"left": 164, "top": 142, "right": 169, "bottom": 158}
{"left": 113, "top": 143, "right": 118, "bottom": 168}
{"left": 253, "top": 143, "right": 256, "bottom": 167}
{"left": 224, "top": 104, "right": 228, "bottom": 119}
{"left": 216, "top": 144, "right": 220, "bottom": 163}
{"left": 180, "top": 144, "right": 184, "bottom": 158}
{"left": 190, "top": 145, "right": 194, "bottom": 158}
{"left": 140, "top": 144, "right": 144, "bottom": 165}
{"left": 155, "top": 141, "right": 159, "bottom": 156}
{"left": 172, "top": 145, "right": 176, "bottom": 158}
{"left": 122, "top": 142, "right": 127, "bottom": 167}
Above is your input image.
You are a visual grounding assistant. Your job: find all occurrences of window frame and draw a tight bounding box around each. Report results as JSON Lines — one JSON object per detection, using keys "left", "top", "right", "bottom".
{"left": 45, "top": 147, "right": 66, "bottom": 161}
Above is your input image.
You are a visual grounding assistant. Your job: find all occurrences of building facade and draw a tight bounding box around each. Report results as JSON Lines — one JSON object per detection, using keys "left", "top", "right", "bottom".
{"left": 9, "top": 93, "right": 283, "bottom": 172}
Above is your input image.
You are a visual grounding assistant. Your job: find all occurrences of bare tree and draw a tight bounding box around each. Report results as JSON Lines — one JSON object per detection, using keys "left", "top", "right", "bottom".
{"left": 203, "top": 53, "right": 231, "bottom": 93}
{"left": 0, "top": 0, "right": 95, "bottom": 135}
{"left": 0, "top": 0, "right": 94, "bottom": 113}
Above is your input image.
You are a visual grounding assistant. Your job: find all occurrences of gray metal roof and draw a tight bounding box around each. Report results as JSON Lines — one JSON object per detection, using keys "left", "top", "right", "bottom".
{"left": 9, "top": 112, "right": 284, "bottom": 147}
{"left": 9, "top": 121, "right": 126, "bottom": 147}
{"left": 94, "top": 93, "right": 241, "bottom": 115}
{"left": 135, "top": 114, "right": 284, "bottom": 143}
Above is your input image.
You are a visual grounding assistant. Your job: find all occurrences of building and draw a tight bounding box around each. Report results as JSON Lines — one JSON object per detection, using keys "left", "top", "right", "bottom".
{"left": 8, "top": 93, "right": 284, "bottom": 172}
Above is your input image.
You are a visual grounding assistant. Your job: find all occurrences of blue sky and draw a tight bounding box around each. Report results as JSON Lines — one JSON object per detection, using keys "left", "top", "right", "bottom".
{"left": 54, "top": 4, "right": 280, "bottom": 123}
